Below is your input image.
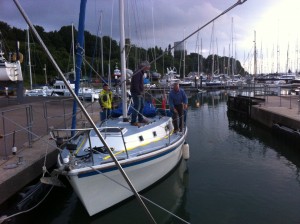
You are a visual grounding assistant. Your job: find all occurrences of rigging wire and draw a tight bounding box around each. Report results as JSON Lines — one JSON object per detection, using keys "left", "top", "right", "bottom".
{"left": 151, "top": 0, "right": 157, "bottom": 71}
{"left": 108, "top": 0, "right": 115, "bottom": 88}
{"left": 114, "top": 0, "right": 248, "bottom": 88}
{"left": 14, "top": 1, "right": 159, "bottom": 222}
{"left": 147, "top": 0, "right": 248, "bottom": 68}
{"left": 6, "top": 0, "right": 247, "bottom": 221}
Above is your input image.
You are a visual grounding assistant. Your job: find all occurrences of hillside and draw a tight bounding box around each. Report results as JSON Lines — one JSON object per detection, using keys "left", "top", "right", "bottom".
{"left": 0, "top": 21, "right": 246, "bottom": 87}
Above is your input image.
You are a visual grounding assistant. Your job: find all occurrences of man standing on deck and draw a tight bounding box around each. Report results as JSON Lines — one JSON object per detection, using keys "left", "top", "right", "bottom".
{"left": 130, "top": 61, "right": 150, "bottom": 126}
{"left": 169, "top": 82, "right": 188, "bottom": 132}
{"left": 99, "top": 83, "right": 113, "bottom": 121}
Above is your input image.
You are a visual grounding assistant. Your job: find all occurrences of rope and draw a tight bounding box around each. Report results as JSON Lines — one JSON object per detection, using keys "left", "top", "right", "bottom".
{"left": 0, "top": 185, "right": 54, "bottom": 222}
{"left": 42, "top": 140, "right": 51, "bottom": 178}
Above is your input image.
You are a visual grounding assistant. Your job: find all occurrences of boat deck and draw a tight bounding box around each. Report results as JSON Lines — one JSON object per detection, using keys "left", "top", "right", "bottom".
{"left": 56, "top": 116, "right": 186, "bottom": 169}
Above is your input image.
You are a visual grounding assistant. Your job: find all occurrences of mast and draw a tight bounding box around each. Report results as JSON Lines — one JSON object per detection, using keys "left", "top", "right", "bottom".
{"left": 71, "top": 23, "right": 76, "bottom": 80}
{"left": 260, "top": 41, "right": 263, "bottom": 74}
{"left": 296, "top": 37, "right": 299, "bottom": 74}
{"left": 119, "top": 0, "right": 128, "bottom": 120}
{"left": 43, "top": 64, "right": 47, "bottom": 85}
{"left": 223, "top": 47, "right": 226, "bottom": 74}
{"left": 108, "top": 1, "right": 115, "bottom": 88}
{"left": 183, "top": 31, "right": 186, "bottom": 78}
{"left": 71, "top": 0, "right": 86, "bottom": 131}
{"left": 227, "top": 44, "right": 230, "bottom": 75}
{"left": 216, "top": 37, "right": 219, "bottom": 74}
{"left": 200, "top": 37, "right": 203, "bottom": 73}
{"left": 27, "top": 26, "right": 32, "bottom": 89}
{"left": 276, "top": 21, "right": 280, "bottom": 74}
{"left": 200, "top": 37, "right": 203, "bottom": 87}
{"left": 254, "top": 30, "right": 257, "bottom": 77}
{"left": 196, "top": 31, "right": 200, "bottom": 75}
{"left": 14, "top": 1, "right": 155, "bottom": 222}
{"left": 286, "top": 42, "right": 289, "bottom": 74}
{"left": 231, "top": 17, "right": 234, "bottom": 76}
{"left": 211, "top": 21, "right": 215, "bottom": 75}
{"left": 100, "top": 10, "right": 104, "bottom": 79}
{"left": 151, "top": 1, "right": 157, "bottom": 71}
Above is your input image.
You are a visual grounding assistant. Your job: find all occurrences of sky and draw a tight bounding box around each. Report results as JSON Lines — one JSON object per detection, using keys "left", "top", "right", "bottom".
{"left": 0, "top": 0, "right": 299, "bottom": 74}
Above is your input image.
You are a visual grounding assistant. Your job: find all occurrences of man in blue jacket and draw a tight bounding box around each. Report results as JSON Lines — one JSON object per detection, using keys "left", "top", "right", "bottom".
{"left": 130, "top": 61, "right": 150, "bottom": 126}
{"left": 169, "top": 82, "right": 188, "bottom": 132}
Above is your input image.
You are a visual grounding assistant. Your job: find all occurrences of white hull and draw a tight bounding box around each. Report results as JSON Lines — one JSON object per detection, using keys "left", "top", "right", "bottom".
{"left": 80, "top": 88, "right": 100, "bottom": 101}
{"left": 0, "top": 60, "right": 23, "bottom": 81}
{"left": 69, "top": 140, "right": 183, "bottom": 215}
{"left": 55, "top": 116, "right": 187, "bottom": 216}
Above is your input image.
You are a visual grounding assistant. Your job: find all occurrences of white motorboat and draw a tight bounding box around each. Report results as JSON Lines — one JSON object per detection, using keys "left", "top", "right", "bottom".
{"left": 0, "top": 42, "right": 23, "bottom": 82}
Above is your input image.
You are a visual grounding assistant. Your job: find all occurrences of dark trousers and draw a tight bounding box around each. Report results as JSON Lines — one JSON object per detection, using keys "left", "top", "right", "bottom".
{"left": 131, "top": 94, "right": 144, "bottom": 123}
{"left": 172, "top": 104, "right": 184, "bottom": 131}
{"left": 100, "top": 108, "right": 111, "bottom": 121}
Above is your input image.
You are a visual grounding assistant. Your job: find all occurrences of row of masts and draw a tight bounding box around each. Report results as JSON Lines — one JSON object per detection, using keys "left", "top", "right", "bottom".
{"left": 251, "top": 29, "right": 300, "bottom": 76}
{"left": 26, "top": 26, "right": 48, "bottom": 89}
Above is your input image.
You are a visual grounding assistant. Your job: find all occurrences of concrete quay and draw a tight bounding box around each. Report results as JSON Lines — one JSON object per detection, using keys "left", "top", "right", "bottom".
{"left": 0, "top": 96, "right": 100, "bottom": 205}
{"left": 251, "top": 95, "right": 300, "bottom": 130}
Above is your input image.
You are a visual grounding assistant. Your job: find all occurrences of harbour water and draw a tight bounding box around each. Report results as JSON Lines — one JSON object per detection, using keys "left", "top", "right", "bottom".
{"left": 4, "top": 90, "right": 300, "bottom": 223}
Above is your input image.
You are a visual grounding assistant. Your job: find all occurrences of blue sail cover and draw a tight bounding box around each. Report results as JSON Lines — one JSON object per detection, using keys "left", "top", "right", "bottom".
{"left": 144, "top": 78, "right": 150, "bottom": 84}
{"left": 111, "top": 101, "right": 157, "bottom": 118}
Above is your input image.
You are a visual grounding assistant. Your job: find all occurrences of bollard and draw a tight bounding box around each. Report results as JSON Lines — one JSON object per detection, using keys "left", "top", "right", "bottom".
{"left": 12, "top": 131, "right": 17, "bottom": 155}
{"left": 12, "top": 146, "right": 17, "bottom": 155}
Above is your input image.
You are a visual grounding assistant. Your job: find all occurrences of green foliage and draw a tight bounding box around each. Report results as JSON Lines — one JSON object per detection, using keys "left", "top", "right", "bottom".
{"left": 0, "top": 21, "right": 246, "bottom": 87}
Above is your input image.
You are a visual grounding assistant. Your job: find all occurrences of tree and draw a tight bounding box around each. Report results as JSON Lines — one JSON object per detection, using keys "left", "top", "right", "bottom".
{"left": 0, "top": 20, "right": 247, "bottom": 86}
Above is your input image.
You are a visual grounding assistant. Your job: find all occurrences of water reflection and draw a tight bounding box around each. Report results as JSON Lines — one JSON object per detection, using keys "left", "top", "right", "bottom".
{"left": 187, "top": 90, "right": 300, "bottom": 223}
{"left": 227, "top": 104, "right": 300, "bottom": 186}
{"left": 190, "top": 90, "right": 229, "bottom": 109}
{"left": 190, "top": 90, "right": 300, "bottom": 187}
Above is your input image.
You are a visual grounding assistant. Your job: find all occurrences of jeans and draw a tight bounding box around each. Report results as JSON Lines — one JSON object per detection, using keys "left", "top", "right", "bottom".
{"left": 172, "top": 104, "right": 184, "bottom": 131}
{"left": 131, "top": 94, "right": 144, "bottom": 123}
{"left": 100, "top": 108, "right": 111, "bottom": 121}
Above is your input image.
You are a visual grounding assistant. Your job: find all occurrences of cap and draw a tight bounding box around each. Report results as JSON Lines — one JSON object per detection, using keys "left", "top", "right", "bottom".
{"left": 139, "top": 60, "right": 150, "bottom": 68}
{"left": 103, "top": 83, "right": 108, "bottom": 87}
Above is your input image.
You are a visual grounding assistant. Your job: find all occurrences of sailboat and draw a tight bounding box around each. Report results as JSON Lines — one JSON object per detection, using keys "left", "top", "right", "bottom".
{"left": 49, "top": 0, "right": 188, "bottom": 217}
{"left": 0, "top": 39, "right": 23, "bottom": 82}
{"left": 13, "top": 0, "right": 246, "bottom": 218}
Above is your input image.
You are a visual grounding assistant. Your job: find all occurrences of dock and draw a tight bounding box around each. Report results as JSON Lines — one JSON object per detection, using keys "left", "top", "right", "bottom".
{"left": 228, "top": 94, "right": 300, "bottom": 138}
{"left": 0, "top": 96, "right": 100, "bottom": 205}
{"left": 1, "top": 91, "right": 300, "bottom": 207}
{"left": 227, "top": 95, "right": 265, "bottom": 119}
{"left": 251, "top": 95, "right": 300, "bottom": 130}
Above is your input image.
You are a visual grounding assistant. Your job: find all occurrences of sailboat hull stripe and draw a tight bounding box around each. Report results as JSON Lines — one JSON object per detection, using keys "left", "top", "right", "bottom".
{"left": 77, "top": 142, "right": 181, "bottom": 178}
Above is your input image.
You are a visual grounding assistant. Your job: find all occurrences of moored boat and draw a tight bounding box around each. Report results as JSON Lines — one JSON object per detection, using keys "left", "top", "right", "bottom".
{"left": 47, "top": 0, "right": 188, "bottom": 217}
{"left": 0, "top": 41, "right": 23, "bottom": 82}
{"left": 52, "top": 115, "right": 187, "bottom": 215}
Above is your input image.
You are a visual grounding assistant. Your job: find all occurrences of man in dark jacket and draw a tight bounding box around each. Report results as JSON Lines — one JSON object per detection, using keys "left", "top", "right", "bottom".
{"left": 169, "top": 82, "right": 188, "bottom": 132}
{"left": 130, "top": 61, "right": 150, "bottom": 126}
